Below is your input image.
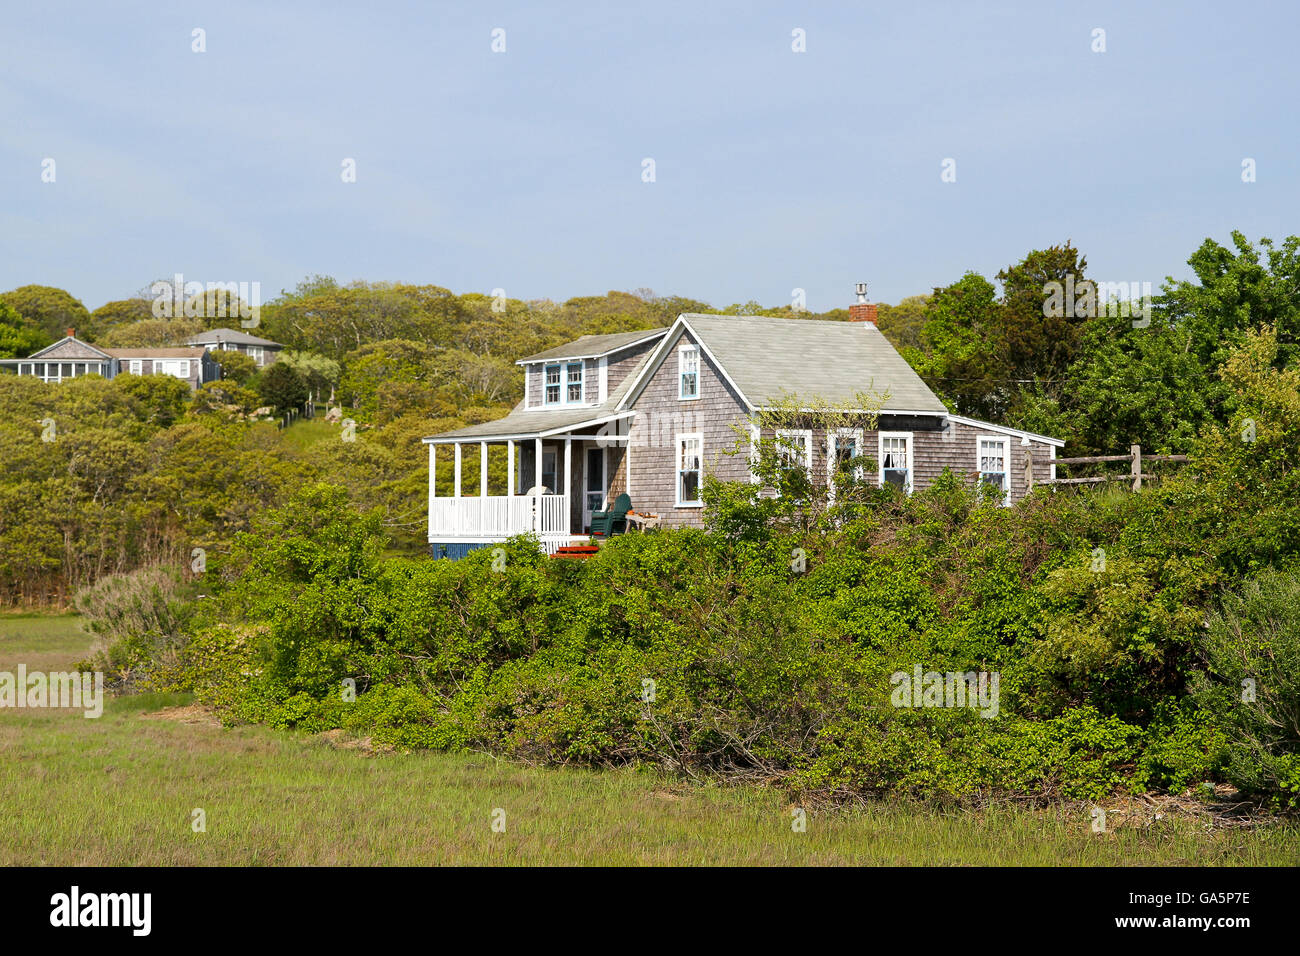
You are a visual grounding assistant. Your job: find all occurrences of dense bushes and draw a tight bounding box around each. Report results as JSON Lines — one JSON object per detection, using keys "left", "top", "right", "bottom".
{"left": 82, "top": 327, "right": 1300, "bottom": 808}
{"left": 121, "top": 471, "right": 1272, "bottom": 804}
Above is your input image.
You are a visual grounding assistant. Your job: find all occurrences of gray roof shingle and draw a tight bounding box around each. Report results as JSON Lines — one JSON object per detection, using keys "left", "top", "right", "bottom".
{"left": 186, "top": 328, "right": 282, "bottom": 348}
{"left": 516, "top": 328, "right": 666, "bottom": 363}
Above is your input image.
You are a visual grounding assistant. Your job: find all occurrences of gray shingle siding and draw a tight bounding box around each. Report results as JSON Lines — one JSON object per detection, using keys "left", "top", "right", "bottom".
{"left": 622, "top": 328, "right": 750, "bottom": 528}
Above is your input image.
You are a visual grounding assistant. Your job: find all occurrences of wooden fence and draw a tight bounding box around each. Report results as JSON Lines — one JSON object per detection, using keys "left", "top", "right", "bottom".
{"left": 1026, "top": 444, "right": 1188, "bottom": 492}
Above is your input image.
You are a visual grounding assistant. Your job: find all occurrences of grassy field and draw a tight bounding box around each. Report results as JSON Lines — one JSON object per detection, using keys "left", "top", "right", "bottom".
{"left": 2, "top": 613, "right": 1296, "bottom": 866}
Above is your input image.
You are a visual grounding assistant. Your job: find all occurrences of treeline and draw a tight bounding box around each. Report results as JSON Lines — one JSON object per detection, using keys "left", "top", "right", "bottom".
{"left": 2, "top": 230, "right": 1297, "bottom": 604}
{"left": 82, "top": 326, "right": 1300, "bottom": 806}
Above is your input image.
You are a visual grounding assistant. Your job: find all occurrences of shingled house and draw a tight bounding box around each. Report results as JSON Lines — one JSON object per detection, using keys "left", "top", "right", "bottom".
{"left": 423, "top": 296, "right": 1063, "bottom": 556}
{"left": 185, "top": 328, "right": 283, "bottom": 367}
{"left": 0, "top": 333, "right": 218, "bottom": 389}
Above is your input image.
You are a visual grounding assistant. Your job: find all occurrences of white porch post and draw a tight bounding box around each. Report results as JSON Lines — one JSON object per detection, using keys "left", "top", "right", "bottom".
{"left": 625, "top": 419, "right": 633, "bottom": 500}
{"left": 480, "top": 441, "right": 488, "bottom": 497}
{"left": 507, "top": 440, "right": 515, "bottom": 498}
{"left": 428, "top": 443, "right": 436, "bottom": 542}
{"left": 453, "top": 442, "right": 462, "bottom": 498}
{"left": 534, "top": 437, "right": 543, "bottom": 534}
{"left": 564, "top": 437, "right": 572, "bottom": 538}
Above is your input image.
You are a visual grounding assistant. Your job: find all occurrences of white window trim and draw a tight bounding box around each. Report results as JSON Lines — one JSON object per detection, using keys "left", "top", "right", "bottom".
{"left": 598, "top": 356, "right": 609, "bottom": 403}
{"left": 774, "top": 428, "right": 813, "bottom": 472}
{"left": 676, "top": 432, "right": 704, "bottom": 508}
{"left": 830, "top": 427, "right": 866, "bottom": 482}
{"left": 976, "top": 434, "right": 1012, "bottom": 507}
{"left": 748, "top": 422, "right": 761, "bottom": 484}
{"left": 678, "top": 344, "right": 701, "bottom": 401}
{"left": 878, "top": 431, "right": 914, "bottom": 494}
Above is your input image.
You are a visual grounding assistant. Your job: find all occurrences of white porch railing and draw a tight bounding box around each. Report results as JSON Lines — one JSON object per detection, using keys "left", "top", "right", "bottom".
{"left": 428, "top": 494, "right": 569, "bottom": 545}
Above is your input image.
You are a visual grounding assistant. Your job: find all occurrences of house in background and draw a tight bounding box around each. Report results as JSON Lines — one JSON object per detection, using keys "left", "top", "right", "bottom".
{"left": 0, "top": 334, "right": 116, "bottom": 383}
{"left": 0, "top": 332, "right": 218, "bottom": 389}
{"left": 103, "top": 346, "right": 219, "bottom": 390}
{"left": 185, "top": 328, "right": 283, "bottom": 367}
{"left": 423, "top": 290, "right": 1064, "bottom": 557}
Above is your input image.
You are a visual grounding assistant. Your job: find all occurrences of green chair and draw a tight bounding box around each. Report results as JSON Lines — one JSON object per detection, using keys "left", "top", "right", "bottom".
{"left": 590, "top": 493, "right": 632, "bottom": 537}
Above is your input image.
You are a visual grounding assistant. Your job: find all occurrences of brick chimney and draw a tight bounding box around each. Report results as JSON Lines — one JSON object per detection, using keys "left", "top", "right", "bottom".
{"left": 66, "top": 327, "right": 75, "bottom": 338}
{"left": 848, "top": 282, "right": 876, "bottom": 324}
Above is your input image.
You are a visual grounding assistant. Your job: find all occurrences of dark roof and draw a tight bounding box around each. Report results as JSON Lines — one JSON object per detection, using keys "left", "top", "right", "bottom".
{"left": 186, "top": 327, "right": 281, "bottom": 347}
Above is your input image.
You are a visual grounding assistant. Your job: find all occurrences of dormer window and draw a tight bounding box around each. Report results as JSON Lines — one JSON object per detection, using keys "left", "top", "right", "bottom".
{"left": 679, "top": 345, "right": 699, "bottom": 400}
{"left": 544, "top": 364, "right": 561, "bottom": 404}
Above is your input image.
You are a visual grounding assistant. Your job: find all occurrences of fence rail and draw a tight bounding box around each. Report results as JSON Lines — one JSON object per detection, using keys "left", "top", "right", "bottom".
{"left": 1031, "top": 444, "right": 1189, "bottom": 492}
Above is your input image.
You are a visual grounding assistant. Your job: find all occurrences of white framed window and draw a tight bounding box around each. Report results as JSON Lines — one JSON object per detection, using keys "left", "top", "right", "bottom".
{"left": 977, "top": 435, "right": 1011, "bottom": 506}
{"left": 676, "top": 433, "right": 703, "bottom": 507}
{"left": 247, "top": 345, "right": 263, "bottom": 363}
{"left": 775, "top": 428, "right": 813, "bottom": 474}
{"left": 678, "top": 344, "right": 700, "bottom": 400}
{"left": 544, "top": 364, "right": 561, "bottom": 405}
{"left": 878, "top": 431, "right": 913, "bottom": 493}
{"left": 566, "top": 361, "right": 584, "bottom": 403}
{"left": 129, "top": 359, "right": 143, "bottom": 375}
{"left": 830, "top": 427, "right": 866, "bottom": 482}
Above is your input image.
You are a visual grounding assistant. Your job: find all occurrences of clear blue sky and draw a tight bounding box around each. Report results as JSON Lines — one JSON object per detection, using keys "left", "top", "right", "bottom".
{"left": 2, "top": 0, "right": 1296, "bottom": 312}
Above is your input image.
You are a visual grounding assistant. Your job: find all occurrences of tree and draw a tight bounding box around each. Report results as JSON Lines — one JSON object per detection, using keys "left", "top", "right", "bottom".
{"left": 91, "top": 298, "right": 154, "bottom": 336}
{"left": 99, "top": 317, "right": 204, "bottom": 348}
{"left": 211, "top": 349, "right": 258, "bottom": 385}
{"left": 0, "top": 285, "right": 93, "bottom": 342}
{"left": 0, "top": 299, "right": 50, "bottom": 358}
{"left": 257, "top": 361, "right": 309, "bottom": 414}
{"left": 912, "top": 273, "right": 1003, "bottom": 418}
{"left": 995, "top": 242, "right": 1091, "bottom": 390}
{"left": 876, "top": 295, "right": 929, "bottom": 351}
{"left": 278, "top": 350, "right": 341, "bottom": 401}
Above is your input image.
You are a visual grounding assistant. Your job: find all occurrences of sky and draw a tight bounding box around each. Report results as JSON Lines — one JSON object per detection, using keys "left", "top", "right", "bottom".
{"left": 2, "top": 0, "right": 1297, "bottom": 313}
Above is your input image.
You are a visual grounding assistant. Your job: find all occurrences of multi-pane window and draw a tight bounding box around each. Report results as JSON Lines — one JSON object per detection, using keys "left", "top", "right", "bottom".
{"left": 566, "top": 362, "right": 584, "bottom": 403}
{"left": 879, "top": 433, "right": 912, "bottom": 492}
{"left": 677, "top": 434, "right": 703, "bottom": 506}
{"left": 679, "top": 345, "right": 700, "bottom": 399}
{"left": 834, "top": 431, "right": 862, "bottom": 478}
{"left": 775, "top": 429, "right": 812, "bottom": 474}
{"left": 544, "top": 364, "right": 561, "bottom": 404}
{"left": 978, "top": 437, "right": 1010, "bottom": 505}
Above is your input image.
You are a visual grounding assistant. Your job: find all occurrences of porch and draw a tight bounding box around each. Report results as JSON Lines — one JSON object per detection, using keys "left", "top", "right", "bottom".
{"left": 424, "top": 413, "right": 633, "bottom": 555}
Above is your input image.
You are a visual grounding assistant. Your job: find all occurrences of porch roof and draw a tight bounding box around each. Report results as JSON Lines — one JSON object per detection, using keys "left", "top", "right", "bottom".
{"left": 423, "top": 405, "right": 634, "bottom": 443}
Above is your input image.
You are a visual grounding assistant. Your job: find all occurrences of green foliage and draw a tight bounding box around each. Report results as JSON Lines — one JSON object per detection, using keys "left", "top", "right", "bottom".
{"left": 0, "top": 298, "right": 51, "bottom": 358}
{"left": 1191, "top": 570, "right": 1300, "bottom": 806}
{"left": 73, "top": 566, "right": 194, "bottom": 688}
{"left": 257, "top": 360, "right": 309, "bottom": 414}
{"left": 210, "top": 348, "right": 258, "bottom": 385}
{"left": 0, "top": 285, "right": 92, "bottom": 342}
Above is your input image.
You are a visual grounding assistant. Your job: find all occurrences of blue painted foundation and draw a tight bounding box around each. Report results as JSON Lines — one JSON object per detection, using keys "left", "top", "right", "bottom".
{"left": 430, "top": 542, "right": 495, "bottom": 560}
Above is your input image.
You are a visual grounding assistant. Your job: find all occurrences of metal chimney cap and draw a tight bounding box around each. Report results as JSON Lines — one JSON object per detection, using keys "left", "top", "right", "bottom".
{"left": 855, "top": 282, "right": 869, "bottom": 303}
